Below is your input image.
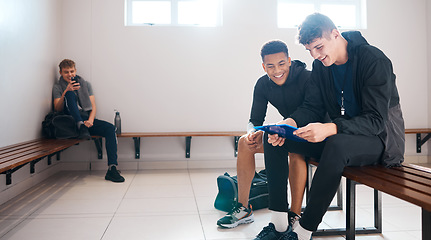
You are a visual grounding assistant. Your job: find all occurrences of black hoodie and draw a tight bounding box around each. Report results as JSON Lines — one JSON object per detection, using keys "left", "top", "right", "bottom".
{"left": 248, "top": 60, "right": 311, "bottom": 131}
{"left": 290, "top": 31, "right": 405, "bottom": 167}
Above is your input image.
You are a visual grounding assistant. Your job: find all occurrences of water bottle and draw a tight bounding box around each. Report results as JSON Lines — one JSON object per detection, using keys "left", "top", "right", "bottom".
{"left": 114, "top": 110, "right": 121, "bottom": 134}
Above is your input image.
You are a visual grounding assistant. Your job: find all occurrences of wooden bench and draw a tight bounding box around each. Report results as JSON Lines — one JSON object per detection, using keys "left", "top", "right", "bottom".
{"left": 92, "top": 131, "right": 246, "bottom": 159}
{"left": 0, "top": 138, "right": 81, "bottom": 185}
{"left": 343, "top": 163, "right": 431, "bottom": 240}
{"left": 90, "top": 128, "right": 430, "bottom": 160}
{"left": 0, "top": 131, "right": 246, "bottom": 185}
{"left": 405, "top": 128, "right": 431, "bottom": 153}
{"left": 308, "top": 160, "right": 431, "bottom": 240}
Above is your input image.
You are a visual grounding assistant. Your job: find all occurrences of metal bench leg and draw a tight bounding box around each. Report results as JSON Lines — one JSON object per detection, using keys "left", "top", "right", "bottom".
{"left": 5, "top": 171, "right": 12, "bottom": 185}
{"left": 416, "top": 133, "right": 431, "bottom": 153}
{"left": 346, "top": 178, "right": 356, "bottom": 240}
{"left": 30, "top": 161, "right": 36, "bottom": 174}
{"left": 424, "top": 209, "right": 431, "bottom": 240}
{"left": 133, "top": 137, "right": 141, "bottom": 159}
{"left": 234, "top": 136, "right": 240, "bottom": 157}
{"left": 2, "top": 163, "right": 30, "bottom": 185}
{"left": 30, "top": 158, "right": 44, "bottom": 174}
{"left": 93, "top": 138, "right": 103, "bottom": 159}
{"left": 306, "top": 163, "right": 342, "bottom": 211}
{"left": 336, "top": 181, "right": 343, "bottom": 210}
{"left": 306, "top": 163, "right": 312, "bottom": 199}
{"left": 374, "top": 189, "right": 382, "bottom": 233}
{"left": 185, "top": 136, "right": 192, "bottom": 158}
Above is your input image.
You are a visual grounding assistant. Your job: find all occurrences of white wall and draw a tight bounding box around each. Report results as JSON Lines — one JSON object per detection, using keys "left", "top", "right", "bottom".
{"left": 363, "top": 0, "right": 429, "bottom": 161}
{"left": 428, "top": 0, "right": 431, "bottom": 158}
{"left": 0, "top": 0, "right": 62, "bottom": 146}
{"left": 61, "top": 0, "right": 309, "bottom": 133}
{"left": 57, "top": 0, "right": 429, "bottom": 164}
{"left": 0, "top": 0, "right": 63, "bottom": 204}
{"left": 0, "top": 0, "right": 429, "bottom": 162}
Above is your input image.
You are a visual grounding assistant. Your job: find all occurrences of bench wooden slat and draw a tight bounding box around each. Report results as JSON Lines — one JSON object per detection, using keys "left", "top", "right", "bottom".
{"left": 311, "top": 159, "right": 431, "bottom": 211}
{"left": 0, "top": 146, "right": 52, "bottom": 163}
{"left": 0, "top": 139, "right": 77, "bottom": 163}
{"left": 117, "top": 131, "right": 246, "bottom": 138}
{"left": 353, "top": 166, "right": 431, "bottom": 196}
{"left": 0, "top": 139, "right": 43, "bottom": 152}
{"left": 0, "top": 140, "right": 61, "bottom": 159}
{"left": 404, "top": 163, "right": 431, "bottom": 175}
{"left": 310, "top": 160, "right": 431, "bottom": 188}
{"left": 0, "top": 139, "right": 81, "bottom": 174}
{"left": 0, "top": 143, "right": 46, "bottom": 159}
{"left": 42, "top": 139, "right": 81, "bottom": 154}
{"left": 365, "top": 165, "right": 431, "bottom": 187}
{"left": 0, "top": 151, "right": 50, "bottom": 172}
{"left": 397, "top": 166, "right": 431, "bottom": 181}
{"left": 343, "top": 166, "right": 431, "bottom": 212}
{"left": 0, "top": 139, "right": 50, "bottom": 156}
{"left": 405, "top": 128, "right": 431, "bottom": 134}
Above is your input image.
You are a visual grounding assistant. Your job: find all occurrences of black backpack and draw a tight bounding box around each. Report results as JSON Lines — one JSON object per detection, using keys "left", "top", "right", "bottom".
{"left": 42, "top": 112, "right": 79, "bottom": 139}
{"left": 214, "top": 169, "right": 269, "bottom": 212}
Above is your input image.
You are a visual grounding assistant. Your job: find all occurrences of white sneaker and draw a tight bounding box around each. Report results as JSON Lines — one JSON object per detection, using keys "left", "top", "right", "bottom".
{"left": 217, "top": 202, "right": 254, "bottom": 228}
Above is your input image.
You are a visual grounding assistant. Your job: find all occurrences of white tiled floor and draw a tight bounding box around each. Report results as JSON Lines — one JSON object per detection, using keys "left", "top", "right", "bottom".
{"left": 0, "top": 168, "right": 423, "bottom": 240}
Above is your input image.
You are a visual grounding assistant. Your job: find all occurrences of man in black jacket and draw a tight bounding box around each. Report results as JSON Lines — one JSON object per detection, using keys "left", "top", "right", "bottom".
{"left": 217, "top": 40, "right": 311, "bottom": 230}
{"left": 254, "top": 13, "right": 404, "bottom": 240}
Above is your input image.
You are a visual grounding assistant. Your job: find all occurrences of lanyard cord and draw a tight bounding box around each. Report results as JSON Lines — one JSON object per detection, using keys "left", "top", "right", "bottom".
{"left": 339, "top": 61, "right": 350, "bottom": 116}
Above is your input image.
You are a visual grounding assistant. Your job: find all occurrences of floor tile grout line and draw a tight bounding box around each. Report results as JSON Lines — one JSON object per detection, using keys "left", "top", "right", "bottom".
{"left": 188, "top": 168, "right": 208, "bottom": 240}
{"left": 0, "top": 217, "right": 28, "bottom": 239}
{"left": 0, "top": 169, "right": 425, "bottom": 239}
{"left": 0, "top": 173, "right": 89, "bottom": 239}
{"left": 100, "top": 170, "right": 138, "bottom": 240}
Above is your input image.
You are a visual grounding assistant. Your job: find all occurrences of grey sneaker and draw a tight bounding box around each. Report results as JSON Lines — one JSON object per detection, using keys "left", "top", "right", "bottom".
{"left": 217, "top": 202, "right": 254, "bottom": 228}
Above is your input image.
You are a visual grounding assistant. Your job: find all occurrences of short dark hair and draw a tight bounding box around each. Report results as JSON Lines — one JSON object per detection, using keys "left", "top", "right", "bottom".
{"left": 59, "top": 59, "right": 75, "bottom": 71}
{"left": 260, "top": 40, "right": 289, "bottom": 61}
{"left": 297, "top": 13, "right": 337, "bottom": 45}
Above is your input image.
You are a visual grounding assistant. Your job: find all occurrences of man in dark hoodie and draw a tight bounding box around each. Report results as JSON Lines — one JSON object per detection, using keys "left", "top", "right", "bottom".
{"left": 53, "top": 59, "right": 125, "bottom": 183}
{"left": 254, "top": 13, "right": 405, "bottom": 240}
{"left": 217, "top": 40, "right": 311, "bottom": 229}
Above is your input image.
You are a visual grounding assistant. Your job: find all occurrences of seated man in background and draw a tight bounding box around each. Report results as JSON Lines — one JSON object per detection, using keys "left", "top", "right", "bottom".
{"left": 217, "top": 40, "right": 312, "bottom": 229}
{"left": 52, "top": 59, "right": 125, "bottom": 183}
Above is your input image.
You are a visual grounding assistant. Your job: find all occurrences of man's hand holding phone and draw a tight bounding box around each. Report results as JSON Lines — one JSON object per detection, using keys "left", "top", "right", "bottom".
{"left": 67, "top": 77, "right": 80, "bottom": 92}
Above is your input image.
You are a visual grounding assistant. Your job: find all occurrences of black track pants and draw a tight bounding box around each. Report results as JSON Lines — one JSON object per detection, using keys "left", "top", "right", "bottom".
{"left": 263, "top": 133, "right": 384, "bottom": 231}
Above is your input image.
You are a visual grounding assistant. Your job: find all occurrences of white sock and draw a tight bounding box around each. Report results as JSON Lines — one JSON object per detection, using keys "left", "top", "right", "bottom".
{"left": 293, "top": 223, "right": 312, "bottom": 240}
{"left": 271, "top": 211, "right": 288, "bottom": 232}
{"left": 292, "top": 219, "right": 299, "bottom": 231}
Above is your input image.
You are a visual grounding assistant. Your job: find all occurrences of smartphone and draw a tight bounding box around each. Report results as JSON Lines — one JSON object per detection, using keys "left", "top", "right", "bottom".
{"left": 254, "top": 124, "right": 307, "bottom": 142}
{"left": 71, "top": 76, "right": 79, "bottom": 84}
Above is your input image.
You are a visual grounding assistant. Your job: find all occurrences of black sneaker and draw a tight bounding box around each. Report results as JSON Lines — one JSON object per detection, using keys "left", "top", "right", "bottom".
{"left": 78, "top": 125, "right": 91, "bottom": 140}
{"left": 279, "top": 230, "right": 299, "bottom": 240}
{"left": 254, "top": 223, "right": 291, "bottom": 240}
{"left": 105, "top": 166, "right": 125, "bottom": 182}
{"left": 217, "top": 202, "right": 254, "bottom": 228}
{"left": 279, "top": 224, "right": 312, "bottom": 240}
{"left": 288, "top": 211, "right": 301, "bottom": 229}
